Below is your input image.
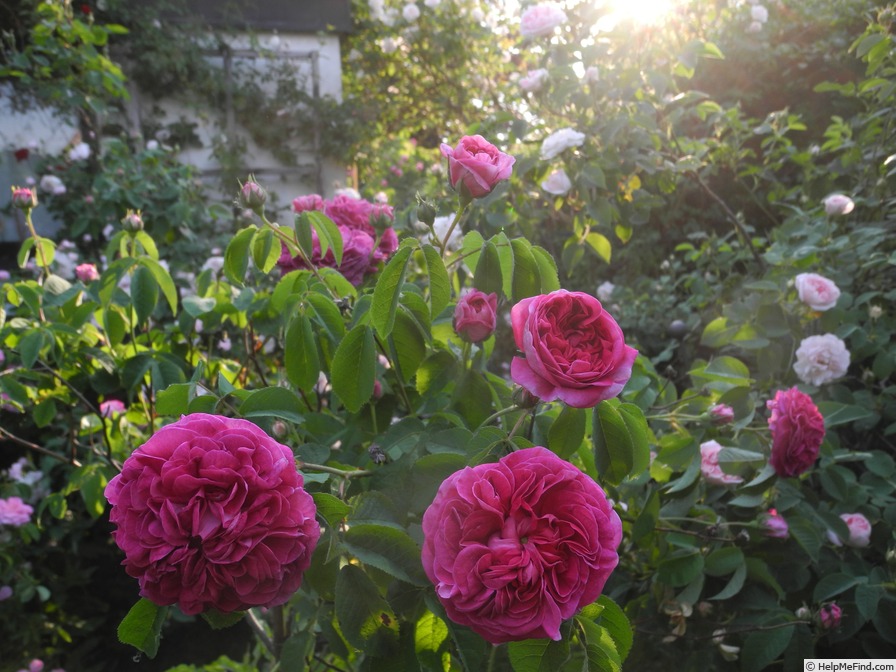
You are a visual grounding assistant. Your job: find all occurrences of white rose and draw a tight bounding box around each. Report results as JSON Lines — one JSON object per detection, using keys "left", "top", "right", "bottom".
{"left": 750, "top": 4, "right": 769, "bottom": 22}
{"left": 596, "top": 281, "right": 615, "bottom": 303}
{"left": 794, "top": 272, "right": 841, "bottom": 311}
{"left": 519, "top": 2, "right": 568, "bottom": 38}
{"left": 424, "top": 0, "right": 440, "bottom": 7}
{"left": 584, "top": 66, "right": 600, "bottom": 84}
{"left": 793, "top": 334, "right": 850, "bottom": 386}
{"left": 39, "top": 175, "right": 66, "bottom": 195}
{"left": 402, "top": 3, "right": 420, "bottom": 22}
{"left": 823, "top": 193, "right": 855, "bottom": 215}
{"left": 380, "top": 37, "right": 399, "bottom": 53}
{"left": 540, "top": 127, "right": 586, "bottom": 160}
{"left": 541, "top": 168, "right": 572, "bottom": 195}
{"left": 68, "top": 142, "right": 91, "bottom": 161}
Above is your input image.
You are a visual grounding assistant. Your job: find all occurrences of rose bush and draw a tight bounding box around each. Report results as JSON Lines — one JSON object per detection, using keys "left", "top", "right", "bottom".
{"left": 104, "top": 413, "right": 320, "bottom": 615}
{"left": 510, "top": 290, "right": 638, "bottom": 408}
{"left": 421, "top": 447, "right": 621, "bottom": 644}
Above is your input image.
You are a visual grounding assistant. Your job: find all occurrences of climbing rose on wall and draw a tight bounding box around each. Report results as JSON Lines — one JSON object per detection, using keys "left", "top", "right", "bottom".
{"left": 421, "top": 447, "right": 621, "bottom": 643}
{"left": 104, "top": 413, "right": 320, "bottom": 615}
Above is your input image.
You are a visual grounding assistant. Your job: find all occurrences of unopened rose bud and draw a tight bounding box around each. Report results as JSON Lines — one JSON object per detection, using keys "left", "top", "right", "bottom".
{"left": 239, "top": 180, "right": 267, "bottom": 213}
{"left": 513, "top": 385, "right": 540, "bottom": 409}
{"left": 271, "top": 420, "right": 288, "bottom": 438}
{"left": 75, "top": 263, "right": 100, "bottom": 283}
{"left": 121, "top": 210, "right": 144, "bottom": 233}
{"left": 369, "top": 203, "right": 394, "bottom": 233}
{"left": 795, "top": 606, "right": 811, "bottom": 620}
{"left": 709, "top": 403, "right": 735, "bottom": 425}
{"left": 416, "top": 196, "right": 437, "bottom": 227}
{"left": 668, "top": 319, "right": 687, "bottom": 337}
{"left": 11, "top": 187, "right": 37, "bottom": 211}
{"left": 373, "top": 380, "right": 383, "bottom": 399}
{"left": 818, "top": 603, "right": 842, "bottom": 630}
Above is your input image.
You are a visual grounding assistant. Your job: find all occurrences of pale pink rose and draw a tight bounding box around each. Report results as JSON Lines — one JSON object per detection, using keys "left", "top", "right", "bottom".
{"left": 699, "top": 440, "right": 743, "bottom": 486}
{"left": 836, "top": 512, "right": 872, "bottom": 548}
{"left": 767, "top": 387, "right": 825, "bottom": 477}
{"left": 794, "top": 273, "right": 840, "bottom": 311}
{"left": 100, "top": 399, "right": 126, "bottom": 417}
{"left": 709, "top": 403, "right": 735, "bottom": 425}
{"left": 819, "top": 603, "right": 842, "bottom": 629}
{"left": 422, "top": 447, "right": 621, "bottom": 643}
{"left": 540, "top": 168, "right": 572, "bottom": 195}
{"left": 440, "top": 135, "right": 515, "bottom": 199}
{"left": 793, "top": 334, "right": 850, "bottom": 386}
{"left": 104, "top": 413, "right": 320, "bottom": 615}
{"left": 0, "top": 585, "right": 12, "bottom": 600}
{"left": 292, "top": 194, "right": 326, "bottom": 213}
{"left": 584, "top": 66, "right": 600, "bottom": 83}
{"left": 75, "top": 263, "right": 99, "bottom": 283}
{"left": 0, "top": 270, "right": 10, "bottom": 281}
{"left": 453, "top": 289, "right": 498, "bottom": 343}
{"left": 520, "top": 2, "right": 568, "bottom": 37}
{"left": 519, "top": 68, "right": 549, "bottom": 92}
{"left": 750, "top": 4, "right": 768, "bottom": 22}
{"left": 823, "top": 194, "right": 854, "bottom": 215}
{"left": 511, "top": 290, "right": 638, "bottom": 408}
{"left": 39, "top": 175, "right": 66, "bottom": 196}
{"left": 0, "top": 496, "right": 34, "bottom": 526}
{"left": 402, "top": 3, "right": 420, "bottom": 21}
{"left": 761, "top": 509, "right": 789, "bottom": 539}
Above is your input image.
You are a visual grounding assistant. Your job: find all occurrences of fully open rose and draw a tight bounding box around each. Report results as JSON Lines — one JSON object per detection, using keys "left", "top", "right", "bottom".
{"left": 767, "top": 387, "right": 825, "bottom": 478}
{"left": 510, "top": 290, "right": 638, "bottom": 408}
{"left": 104, "top": 413, "right": 320, "bottom": 615}
{"left": 421, "top": 447, "right": 621, "bottom": 643}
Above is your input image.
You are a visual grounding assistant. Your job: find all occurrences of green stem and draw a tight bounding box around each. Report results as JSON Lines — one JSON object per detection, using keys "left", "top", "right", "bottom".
{"left": 477, "top": 405, "right": 523, "bottom": 431}
{"left": 24, "top": 210, "right": 51, "bottom": 282}
{"left": 507, "top": 410, "right": 532, "bottom": 440}
{"left": 298, "top": 461, "right": 373, "bottom": 479}
{"left": 438, "top": 205, "right": 468, "bottom": 260}
{"left": 486, "top": 644, "right": 498, "bottom": 672}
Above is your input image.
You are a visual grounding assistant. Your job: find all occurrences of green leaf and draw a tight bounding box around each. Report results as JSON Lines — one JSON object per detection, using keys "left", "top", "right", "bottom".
{"left": 312, "top": 492, "right": 351, "bottom": 528}
{"left": 548, "top": 406, "right": 587, "bottom": 459}
{"left": 372, "top": 245, "right": 413, "bottom": 340}
{"left": 33, "top": 398, "right": 56, "bottom": 428}
{"left": 632, "top": 490, "right": 660, "bottom": 543}
{"left": 689, "top": 356, "right": 753, "bottom": 391}
{"left": 510, "top": 238, "right": 541, "bottom": 302}
{"left": 657, "top": 551, "right": 704, "bottom": 587}
{"left": 285, "top": 314, "right": 320, "bottom": 392}
{"left": 508, "top": 639, "right": 569, "bottom": 672}
{"left": 342, "top": 524, "right": 429, "bottom": 585}
{"left": 473, "top": 239, "right": 503, "bottom": 296}
{"left": 740, "top": 623, "right": 794, "bottom": 672}
{"left": 200, "top": 609, "right": 245, "bottom": 629}
{"left": 140, "top": 258, "right": 178, "bottom": 314}
{"left": 19, "top": 328, "right": 47, "bottom": 368}
{"left": 224, "top": 226, "right": 256, "bottom": 285}
{"left": 130, "top": 264, "right": 159, "bottom": 325}
{"left": 390, "top": 307, "right": 427, "bottom": 380}
{"left": 816, "top": 401, "right": 876, "bottom": 428}
{"left": 593, "top": 400, "right": 649, "bottom": 485}
{"left": 813, "top": 573, "right": 865, "bottom": 602}
{"left": 531, "top": 246, "right": 560, "bottom": 292}
{"left": 117, "top": 598, "right": 168, "bottom": 659}
{"left": 584, "top": 232, "right": 612, "bottom": 263}
{"left": 239, "top": 387, "right": 304, "bottom": 423}
{"left": 294, "top": 212, "right": 315, "bottom": 261}
{"left": 596, "top": 596, "right": 633, "bottom": 662}
{"left": 182, "top": 295, "right": 216, "bottom": 318}
{"left": 252, "top": 227, "right": 281, "bottom": 274}
{"left": 704, "top": 547, "right": 744, "bottom": 576}
{"left": 331, "top": 323, "right": 376, "bottom": 413}
{"left": 856, "top": 583, "right": 885, "bottom": 621}
{"left": 311, "top": 211, "right": 344, "bottom": 266}
{"left": 415, "top": 611, "right": 449, "bottom": 672}
{"left": 577, "top": 616, "right": 622, "bottom": 672}
{"left": 788, "top": 516, "right": 821, "bottom": 561}
{"left": 334, "top": 564, "right": 400, "bottom": 655}
{"left": 155, "top": 383, "right": 191, "bottom": 416}
{"left": 709, "top": 563, "right": 747, "bottom": 600}
{"left": 421, "top": 243, "right": 450, "bottom": 319}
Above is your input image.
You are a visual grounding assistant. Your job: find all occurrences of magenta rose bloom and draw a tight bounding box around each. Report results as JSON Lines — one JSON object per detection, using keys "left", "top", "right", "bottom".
{"left": 104, "top": 413, "right": 320, "bottom": 615}
{"left": 767, "top": 387, "right": 825, "bottom": 478}
{"left": 454, "top": 289, "right": 498, "bottom": 343}
{"left": 440, "top": 135, "right": 515, "bottom": 199}
{"left": 421, "top": 447, "right": 621, "bottom": 643}
{"left": 510, "top": 290, "right": 638, "bottom": 408}
{"left": 292, "top": 194, "right": 326, "bottom": 214}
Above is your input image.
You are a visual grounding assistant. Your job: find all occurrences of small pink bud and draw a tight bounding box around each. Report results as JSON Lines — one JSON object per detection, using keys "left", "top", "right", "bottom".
{"left": 373, "top": 380, "right": 383, "bottom": 399}
{"left": 11, "top": 187, "right": 37, "bottom": 210}
{"left": 75, "top": 263, "right": 100, "bottom": 283}
{"left": 121, "top": 210, "right": 144, "bottom": 233}
{"left": 271, "top": 420, "right": 288, "bottom": 438}
{"left": 239, "top": 180, "right": 267, "bottom": 212}
{"left": 819, "top": 603, "right": 842, "bottom": 630}
{"left": 709, "top": 403, "right": 735, "bottom": 425}
{"left": 761, "top": 509, "right": 789, "bottom": 539}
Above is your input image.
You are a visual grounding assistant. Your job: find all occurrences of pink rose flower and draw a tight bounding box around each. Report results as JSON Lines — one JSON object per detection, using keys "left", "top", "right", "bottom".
{"left": 104, "top": 413, "right": 320, "bottom": 614}
{"left": 520, "top": 2, "right": 568, "bottom": 37}
{"left": 75, "top": 263, "right": 99, "bottom": 283}
{"left": 440, "top": 135, "right": 515, "bottom": 199}
{"left": 793, "top": 334, "right": 850, "bottom": 386}
{"left": 699, "top": 440, "right": 743, "bottom": 486}
{"left": 823, "top": 194, "right": 854, "bottom": 216}
{"left": 0, "top": 585, "right": 12, "bottom": 601}
{"left": 794, "top": 273, "right": 840, "bottom": 311}
{"left": 761, "top": 509, "right": 789, "bottom": 539}
{"left": 767, "top": 387, "right": 825, "bottom": 478}
{"left": 835, "top": 512, "right": 872, "bottom": 548}
{"left": 0, "top": 496, "right": 34, "bottom": 526}
{"left": 11, "top": 187, "right": 37, "bottom": 210}
{"left": 819, "top": 603, "right": 842, "bottom": 629}
{"left": 453, "top": 289, "right": 498, "bottom": 343}
{"left": 100, "top": 399, "right": 126, "bottom": 417}
{"left": 709, "top": 403, "right": 735, "bottom": 425}
{"left": 292, "top": 194, "right": 325, "bottom": 214}
{"left": 421, "top": 446, "right": 621, "bottom": 643}
{"left": 510, "top": 290, "right": 637, "bottom": 408}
